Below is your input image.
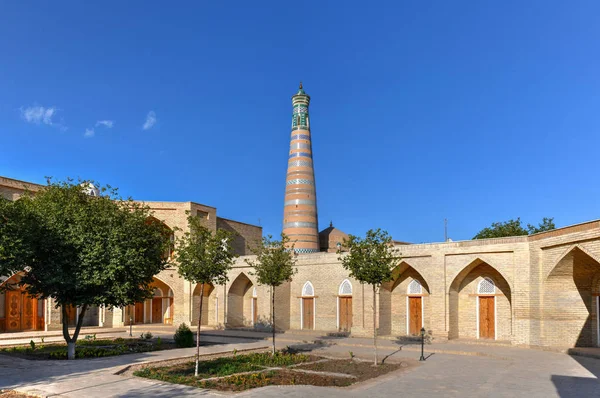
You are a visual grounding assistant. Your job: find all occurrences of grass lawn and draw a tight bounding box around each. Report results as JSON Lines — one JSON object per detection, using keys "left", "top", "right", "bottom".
{"left": 0, "top": 336, "right": 190, "bottom": 360}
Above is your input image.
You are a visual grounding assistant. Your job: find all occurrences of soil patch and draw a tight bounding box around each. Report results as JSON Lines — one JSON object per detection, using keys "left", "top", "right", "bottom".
{"left": 295, "top": 358, "right": 411, "bottom": 381}
{"left": 0, "top": 391, "right": 37, "bottom": 398}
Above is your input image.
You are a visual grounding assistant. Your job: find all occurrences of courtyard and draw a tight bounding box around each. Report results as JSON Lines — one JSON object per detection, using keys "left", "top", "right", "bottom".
{"left": 0, "top": 328, "right": 599, "bottom": 397}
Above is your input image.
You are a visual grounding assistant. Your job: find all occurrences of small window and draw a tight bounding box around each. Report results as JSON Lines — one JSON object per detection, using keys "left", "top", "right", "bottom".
{"left": 408, "top": 280, "right": 422, "bottom": 295}
{"left": 252, "top": 287, "right": 257, "bottom": 298}
{"left": 302, "top": 281, "right": 314, "bottom": 297}
{"left": 339, "top": 280, "right": 352, "bottom": 295}
{"left": 478, "top": 278, "right": 495, "bottom": 294}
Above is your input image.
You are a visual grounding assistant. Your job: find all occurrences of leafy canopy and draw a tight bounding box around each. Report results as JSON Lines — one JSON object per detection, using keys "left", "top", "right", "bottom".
{"left": 0, "top": 196, "right": 38, "bottom": 278}
{"left": 6, "top": 179, "right": 171, "bottom": 308}
{"left": 473, "top": 217, "right": 556, "bottom": 239}
{"left": 246, "top": 234, "right": 297, "bottom": 287}
{"left": 175, "top": 213, "right": 238, "bottom": 286}
{"left": 338, "top": 229, "right": 400, "bottom": 286}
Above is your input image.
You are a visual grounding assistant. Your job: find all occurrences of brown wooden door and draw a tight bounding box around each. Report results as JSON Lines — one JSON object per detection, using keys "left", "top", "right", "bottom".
{"left": 152, "top": 298, "right": 163, "bottom": 323}
{"left": 6, "top": 290, "right": 21, "bottom": 332}
{"left": 479, "top": 296, "right": 495, "bottom": 339}
{"left": 21, "top": 296, "right": 36, "bottom": 331}
{"left": 252, "top": 298, "right": 258, "bottom": 325}
{"left": 66, "top": 305, "right": 77, "bottom": 327}
{"left": 302, "top": 298, "right": 314, "bottom": 330}
{"left": 135, "top": 302, "right": 144, "bottom": 323}
{"left": 339, "top": 297, "right": 352, "bottom": 332}
{"left": 409, "top": 297, "right": 422, "bottom": 335}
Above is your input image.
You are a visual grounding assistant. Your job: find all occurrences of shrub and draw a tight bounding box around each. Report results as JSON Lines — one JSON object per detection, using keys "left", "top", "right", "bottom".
{"left": 144, "top": 332, "right": 153, "bottom": 340}
{"left": 156, "top": 337, "right": 162, "bottom": 348}
{"left": 29, "top": 340, "right": 36, "bottom": 351}
{"left": 174, "top": 323, "right": 194, "bottom": 348}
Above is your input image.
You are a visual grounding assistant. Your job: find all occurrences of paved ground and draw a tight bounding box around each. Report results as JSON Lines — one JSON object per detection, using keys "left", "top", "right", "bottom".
{"left": 1, "top": 329, "right": 599, "bottom": 397}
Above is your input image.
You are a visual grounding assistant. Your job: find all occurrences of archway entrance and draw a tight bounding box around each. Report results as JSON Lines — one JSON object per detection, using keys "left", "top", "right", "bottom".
{"left": 192, "top": 283, "right": 215, "bottom": 326}
{"left": 379, "top": 262, "right": 430, "bottom": 337}
{"left": 0, "top": 274, "right": 44, "bottom": 333}
{"left": 227, "top": 273, "right": 253, "bottom": 327}
{"left": 449, "top": 258, "right": 512, "bottom": 341}
{"left": 544, "top": 246, "right": 600, "bottom": 347}
{"left": 124, "top": 277, "right": 173, "bottom": 325}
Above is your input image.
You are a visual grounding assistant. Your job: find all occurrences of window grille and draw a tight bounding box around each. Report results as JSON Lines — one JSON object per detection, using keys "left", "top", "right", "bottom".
{"left": 408, "top": 280, "right": 422, "bottom": 295}
{"left": 478, "top": 277, "right": 495, "bottom": 294}
{"left": 339, "top": 280, "right": 352, "bottom": 295}
{"left": 302, "top": 282, "right": 314, "bottom": 297}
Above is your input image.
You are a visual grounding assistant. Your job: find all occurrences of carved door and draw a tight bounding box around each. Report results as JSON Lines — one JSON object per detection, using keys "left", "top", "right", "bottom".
{"left": 6, "top": 291, "right": 21, "bottom": 332}
{"left": 135, "top": 302, "right": 144, "bottom": 323}
{"left": 409, "top": 297, "right": 422, "bottom": 335}
{"left": 302, "top": 298, "right": 314, "bottom": 330}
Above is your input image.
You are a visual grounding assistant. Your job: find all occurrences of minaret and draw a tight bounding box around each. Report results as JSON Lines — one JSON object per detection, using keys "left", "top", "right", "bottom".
{"left": 283, "top": 83, "right": 320, "bottom": 254}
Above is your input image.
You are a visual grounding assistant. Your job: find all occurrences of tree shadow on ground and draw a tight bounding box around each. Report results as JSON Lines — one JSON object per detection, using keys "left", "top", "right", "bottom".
{"left": 550, "top": 354, "right": 600, "bottom": 397}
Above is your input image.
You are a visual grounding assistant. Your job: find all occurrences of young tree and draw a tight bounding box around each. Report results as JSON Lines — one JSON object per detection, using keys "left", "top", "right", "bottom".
{"left": 338, "top": 229, "right": 400, "bottom": 366}
{"left": 246, "top": 234, "right": 297, "bottom": 355}
{"left": 3, "top": 179, "right": 170, "bottom": 359}
{"left": 473, "top": 217, "right": 556, "bottom": 239}
{"left": 174, "top": 214, "right": 237, "bottom": 377}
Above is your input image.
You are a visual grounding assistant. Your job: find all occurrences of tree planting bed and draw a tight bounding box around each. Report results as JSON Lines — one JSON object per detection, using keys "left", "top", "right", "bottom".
{"left": 132, "top": 351, "right": 416, "bottom": 391}
{"left": 0, "top": 337, "right": 212, "bottom": 360}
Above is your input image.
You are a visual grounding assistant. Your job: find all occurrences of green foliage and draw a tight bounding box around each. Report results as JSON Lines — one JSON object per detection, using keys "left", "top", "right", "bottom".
{"left": 246, "top": 234, "right": 297, "bottom": 288}
{"left": 174, "top": 323, "right": 195, "bottom": 348}
{"left": 0, "top": 196, "right": 38, "bottom": 278}
{"left": 473, "top": 217, "right": 556, "bottom": 239}
{"left": 156, "top": 337, "right": 162, "bottom": 347}
{"left": 338, "top": 229, "right": 400, "bottom": 287}
{"left": 29, "top": 340, "right": 35, "bottom": 350}
{"left": 143, "top": 332, "right": 153, "bottom": 340}
{"left": 175, "top": 213, "right": 237, "bottom": 287}
{"left": 0, "top": 178, "right": 171, "bottom": 358}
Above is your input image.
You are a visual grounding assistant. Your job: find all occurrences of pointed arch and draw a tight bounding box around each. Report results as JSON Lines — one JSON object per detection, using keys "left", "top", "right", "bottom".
{"left": 448, "top": 258, "right": 512, "bottom": 341}
{"left": 543, "top": 245, "right": 600, "bottom": 347}
{"left": 227, "top": 272, "right": 254, "bottom": 327}
{"left": 339, "top": 279, "right": 352, "bottom": 296}
{"left": 302, "top": 281, "right": 314, "bottom": 297}
{"left": 192, "top": 283, "right": 216, "bottom": 326}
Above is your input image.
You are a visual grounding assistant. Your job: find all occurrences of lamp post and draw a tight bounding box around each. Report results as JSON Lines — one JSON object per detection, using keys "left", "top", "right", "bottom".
{"left": 129, "top": 315, "right": 133, "bottom": 337}
{"left": 419, "top": 327, "right": 426, "bottom": 361}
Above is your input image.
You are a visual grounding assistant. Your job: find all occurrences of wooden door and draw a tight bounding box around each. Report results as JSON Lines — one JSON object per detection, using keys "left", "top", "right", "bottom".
{"left": 252, "top": 298, "right": 258, "bottom": 325}
{"left": 339, "top": 297, "right": 352, "bottom": 332}
{"left": 6, "top": 290, "right": 22, "bottom": 332}
{"left": 302, "top": 298, "right": 314, "bottom": 330}
{"left": 409, "top": 297, "right": 422, "bottom": 335}
{"left": 66, "top": 305, "right": 77, "bottom": 327}
{"left": 21, "top": 296, "right": 36, "bottom": 331}
{"left": 152, "top": 298, "right": 162, "bottom": 323}
{"left": 135, "top": 302, "right": 144, "bottom": 323}
{"left": 479, "top": 296, "right": 495, "bottom": 339}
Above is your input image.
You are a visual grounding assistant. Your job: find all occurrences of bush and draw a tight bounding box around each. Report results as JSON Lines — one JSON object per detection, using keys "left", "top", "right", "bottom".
{"left": 174, "top": 323, "right": 194, "bottom": 348}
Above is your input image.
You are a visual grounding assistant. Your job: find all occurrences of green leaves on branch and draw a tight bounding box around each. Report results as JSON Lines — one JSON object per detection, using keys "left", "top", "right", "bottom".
{"left": 174, "top": 213, "right": 238, "bottom": 286}
{"left": 473, "top": 217, "right": 556, "bottom": 239}
{"left": 245, "top": 234, "right": 297, "bottom": 288}
{"left": 337, "top": 229, "right": 400, "bottom": 287}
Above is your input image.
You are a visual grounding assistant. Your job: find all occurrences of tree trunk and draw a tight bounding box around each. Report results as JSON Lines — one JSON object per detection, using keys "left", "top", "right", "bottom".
{"left": 271, "top": 286, "right": 276, "bottom": 355}
{"left": 62, "top": 303, "right": 88, "bottom": 360}
{"left": 195, "top": 283, "right": 204, "bottom": 377}
{"left": 372, "top": 284, "right": 378, "bottom": 366}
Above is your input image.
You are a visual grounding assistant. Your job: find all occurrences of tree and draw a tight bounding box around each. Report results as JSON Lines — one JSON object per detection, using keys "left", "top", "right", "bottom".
{"left": 473, "top": 217, "right": 556, "bottom": 239}
{"left": 246, "top": 234, "right": 297, "bottom": 355}
{"left": 338, "top": 229, "right": 400, "bottom": 366}
{"left": 174, "top": 214, "right": 237, "bottom": 377}
{"left": 0, "top": 196, "right": 37, "bottom": 278}
{"left": 2, "top": 179, "right": 170, "bottom": 359}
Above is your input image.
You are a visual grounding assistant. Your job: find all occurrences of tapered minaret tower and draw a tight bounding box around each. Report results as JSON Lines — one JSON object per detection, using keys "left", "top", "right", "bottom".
{"left": 283, "top": 83, "right": 320, "bottom": 254}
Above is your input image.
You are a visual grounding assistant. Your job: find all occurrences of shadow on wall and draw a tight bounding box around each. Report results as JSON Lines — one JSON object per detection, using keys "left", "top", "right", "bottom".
{"left": 551, "top": 354, "right": 600, "bottom": 397}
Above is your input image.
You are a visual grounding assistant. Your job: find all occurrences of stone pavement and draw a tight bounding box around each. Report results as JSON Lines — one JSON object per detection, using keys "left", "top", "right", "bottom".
{"left": 1, "top": 332, "right": 599, "bottom": 397}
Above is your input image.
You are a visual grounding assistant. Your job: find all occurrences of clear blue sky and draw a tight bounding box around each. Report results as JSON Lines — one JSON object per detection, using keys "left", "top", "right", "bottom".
{"left": 2, "top": 1, "right": 599, "bottom": 243}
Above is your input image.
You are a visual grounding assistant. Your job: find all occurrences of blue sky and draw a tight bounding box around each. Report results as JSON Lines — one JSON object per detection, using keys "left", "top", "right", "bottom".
{"left": 1, "top": 1, "right": 600, "bottom": 243}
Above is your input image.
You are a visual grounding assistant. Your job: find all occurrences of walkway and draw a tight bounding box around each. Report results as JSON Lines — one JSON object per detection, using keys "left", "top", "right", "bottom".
{"left": 0, "top": 330, "right": 599, "bottom": 397}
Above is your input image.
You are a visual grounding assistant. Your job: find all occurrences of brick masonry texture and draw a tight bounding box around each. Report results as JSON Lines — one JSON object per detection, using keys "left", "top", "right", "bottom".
{"left": 2, "top": 176, "right": 600, "bottom": 349}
